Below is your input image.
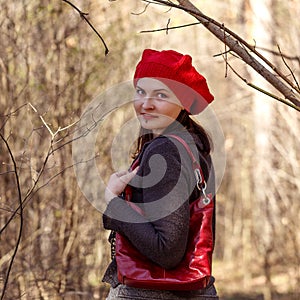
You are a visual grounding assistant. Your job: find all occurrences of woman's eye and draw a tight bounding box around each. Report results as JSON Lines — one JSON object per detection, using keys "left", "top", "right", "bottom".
{"left": 136, "top": 88, "right": 145, "bottom": 95}
{"left": 157, "top": 93, "right": 167, "bottom": 99}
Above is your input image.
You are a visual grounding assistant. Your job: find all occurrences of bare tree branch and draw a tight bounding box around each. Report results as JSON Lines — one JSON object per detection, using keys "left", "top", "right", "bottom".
{"left": 0, "top": 101, "right": 101, "bottom": 238}
{"left": 0, "top": 132, "right": 23, "bottom": 300}
{"left": 0, "top": 103, "right": 86, "bottom": 298}
{"left": 62, "top": 0, "right": 109, "bottom": 55}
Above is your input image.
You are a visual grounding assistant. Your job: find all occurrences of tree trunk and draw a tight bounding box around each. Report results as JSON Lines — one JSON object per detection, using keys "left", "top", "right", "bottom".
{"left": 248, "top": 0, "right": 274, "bottom": 299}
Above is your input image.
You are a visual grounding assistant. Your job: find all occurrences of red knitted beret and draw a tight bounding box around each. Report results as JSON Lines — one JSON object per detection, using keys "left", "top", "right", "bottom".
{"left": 133, "top": 49, "right": 214, "bottom": 114}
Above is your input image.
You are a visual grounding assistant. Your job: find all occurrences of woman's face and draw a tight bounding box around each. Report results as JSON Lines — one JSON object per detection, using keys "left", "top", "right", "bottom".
{"left": 134, "top": 78, "right": 183, "bottom": 136}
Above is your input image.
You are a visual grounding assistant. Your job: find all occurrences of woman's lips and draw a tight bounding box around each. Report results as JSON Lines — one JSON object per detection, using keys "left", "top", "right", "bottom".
{"left": 140, "top": 113, "right": 158, "bottom": 120}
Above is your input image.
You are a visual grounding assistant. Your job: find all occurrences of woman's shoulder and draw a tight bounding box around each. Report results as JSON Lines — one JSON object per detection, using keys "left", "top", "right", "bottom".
{"left": 142, "top": 135, "right": 179, "bottom": 155}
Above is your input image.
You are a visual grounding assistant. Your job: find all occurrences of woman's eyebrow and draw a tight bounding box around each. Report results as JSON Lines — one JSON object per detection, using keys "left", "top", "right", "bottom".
{"left": 153, "top": 88, "right": 169, "bottom": 92}
{"left": 136, "top": 85, "right": 169, "bottom": 92}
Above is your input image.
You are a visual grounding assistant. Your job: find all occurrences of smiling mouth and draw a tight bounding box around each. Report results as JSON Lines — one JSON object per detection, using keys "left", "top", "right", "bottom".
{"left": 140, "top": 113, "right": 158, "bottom": 120}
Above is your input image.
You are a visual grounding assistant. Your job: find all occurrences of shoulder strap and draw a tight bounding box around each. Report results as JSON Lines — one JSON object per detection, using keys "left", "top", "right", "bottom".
{"left": 130, "top": 157, "right": 139, "bottom": 171}
{"left": 166, "top": 135, "right": 209, "bottom": 200}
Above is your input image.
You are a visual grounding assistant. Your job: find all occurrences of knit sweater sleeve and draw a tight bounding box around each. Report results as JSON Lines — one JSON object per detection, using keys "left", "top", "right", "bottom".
{"left": 102, "top": 137, "right": 195, "bottom": 269}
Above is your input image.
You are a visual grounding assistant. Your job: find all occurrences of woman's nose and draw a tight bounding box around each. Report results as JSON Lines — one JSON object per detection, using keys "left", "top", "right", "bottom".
{"left": 141, "top": 97, "right": 154, "bottom": 109}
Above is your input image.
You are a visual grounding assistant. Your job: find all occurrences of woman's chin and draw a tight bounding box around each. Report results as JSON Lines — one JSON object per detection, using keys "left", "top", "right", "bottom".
{"left": 139, "top": 119, "right": 155, "bottom": 130}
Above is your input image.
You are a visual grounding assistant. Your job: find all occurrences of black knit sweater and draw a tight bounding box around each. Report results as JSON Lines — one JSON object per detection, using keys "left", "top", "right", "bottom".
{"left": 102, "top": 128, "right": 215, "bottom": 288}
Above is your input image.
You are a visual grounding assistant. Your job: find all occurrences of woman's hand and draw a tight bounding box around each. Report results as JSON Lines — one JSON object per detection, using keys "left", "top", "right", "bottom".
{"left": 105, "top": 168, "right": 139, "bottom": 204}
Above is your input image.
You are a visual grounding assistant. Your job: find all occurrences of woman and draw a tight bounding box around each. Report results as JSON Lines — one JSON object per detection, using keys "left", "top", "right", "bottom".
{"left": 102, "top": 49, "right": 219, "bottom": 299}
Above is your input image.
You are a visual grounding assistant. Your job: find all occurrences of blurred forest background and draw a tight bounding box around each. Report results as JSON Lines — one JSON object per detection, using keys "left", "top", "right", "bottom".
{"left": 0, "top": 0, "right": 299, "bottom": 299}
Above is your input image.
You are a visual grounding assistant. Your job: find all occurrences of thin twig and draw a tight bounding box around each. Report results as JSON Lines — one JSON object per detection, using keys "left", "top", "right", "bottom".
{"left": 0, "top": 103, "right": 28, "bottom": 131}
{"left": 0, "top": 141, "right": 53, "bottom": 235}
{"left": 28, "top": 103, "right": 54, "bottom": 137}
{"left": 62, "top": 0, "right": 109, "bottom": 55}
{"left": 140, "top": 21, "right": 200, "bottom": 33}
{"left": 28, "top": 102, "right": 77, "bottom": 140}
{"left": 277, "top": 45, "right": 300, "bottom": 91}
{"left": 131, "top": 2, "right": 151, "bottom": 15}
{"left": 256, "top": 46, "right": 300, "bottom": 63}
{"left": 222, "top": 23, "right": 229, "bottom": 78}
{"left": 0, "top": 133, "right": 23, "bottom": 300}
{"left": 166, "top": 18, "right": 171, "bottom": 34}
{"left": 22, "top": 158, "right": 97, "bottom": 209}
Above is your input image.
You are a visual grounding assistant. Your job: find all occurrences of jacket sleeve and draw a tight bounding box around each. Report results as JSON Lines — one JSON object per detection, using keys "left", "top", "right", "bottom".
{"left": 102, "top": 137, "right": 196, "bottom": 269}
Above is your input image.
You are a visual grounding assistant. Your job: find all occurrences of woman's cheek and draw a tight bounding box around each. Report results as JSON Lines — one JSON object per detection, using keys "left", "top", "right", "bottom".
{"left": 133, "top": 101, "right": 141, "bottom": 114}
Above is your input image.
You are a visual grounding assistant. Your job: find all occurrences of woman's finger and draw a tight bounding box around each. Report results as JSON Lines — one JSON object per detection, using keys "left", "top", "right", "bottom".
{"left": 119, "top": 167, "right": 139, "bottom": 184}
{"left": 115, "top": 170, "right": 127, "bottom": 177}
